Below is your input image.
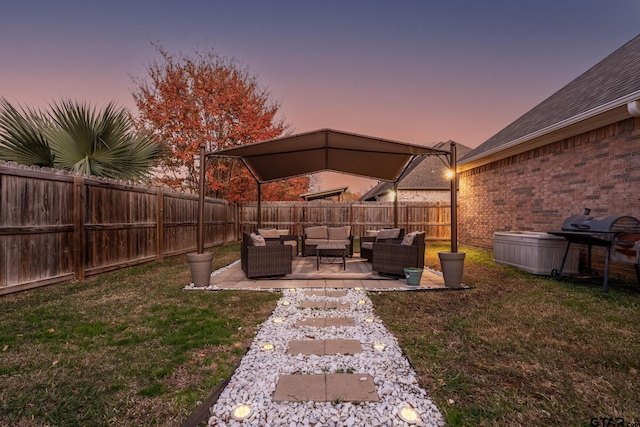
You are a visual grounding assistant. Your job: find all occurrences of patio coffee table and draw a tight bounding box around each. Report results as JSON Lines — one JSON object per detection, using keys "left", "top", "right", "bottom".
{"left": 316, "top": 243, "right": 346, "bottom": 270}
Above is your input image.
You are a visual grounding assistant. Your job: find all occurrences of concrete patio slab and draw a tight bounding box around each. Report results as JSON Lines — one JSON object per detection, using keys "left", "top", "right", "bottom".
{"left": 194, "top": 255, "right": 463, "bottom": 291}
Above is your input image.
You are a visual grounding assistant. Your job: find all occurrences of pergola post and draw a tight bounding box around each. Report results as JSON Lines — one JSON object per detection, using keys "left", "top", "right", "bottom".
{"left": 450, "top": 142, "right": 458, "bottom": 253}
{"left": 257, "top": 182, "right": 262, "bottom": 229}
{"left": 197, "top": 144, "right": 206, "bottom": 254}
{"left": 393, "top": 181, "right": 399, "bottom": 228}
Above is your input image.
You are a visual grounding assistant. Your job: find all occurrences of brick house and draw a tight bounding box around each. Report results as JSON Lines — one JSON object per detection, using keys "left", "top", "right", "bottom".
{"left": 360, "top": 141, "right": 472, "bottom": 202}
{"left": 458, "top": 35, "right": 640, "bottom": 282}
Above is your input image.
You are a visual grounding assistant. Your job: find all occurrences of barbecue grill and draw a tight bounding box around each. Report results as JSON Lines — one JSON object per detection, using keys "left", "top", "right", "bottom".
{"left": 547, "top": 209, "right": 640, "bottom": 292}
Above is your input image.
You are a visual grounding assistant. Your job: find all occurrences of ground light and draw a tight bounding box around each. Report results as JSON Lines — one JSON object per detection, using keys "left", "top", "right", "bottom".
{"left": 261, "top": 343, "right": 274, "bottom": 351}
{"left": 272, "top": 318, "right": 283, "bottom": 323}
{"left": 397, "top": 404, "right": 420, "bottom": 424}
{"left": 373, "top": 343, "right": 386, "bottom": 351}
{"left": 231, "top": 403, "right": 253, "bottom": 421}
{"left": 358, "top": 299, "right": 366, "bottom": 305}
{"left": 282, "top": 301, "right": 290, "bottom": 306}
{"left": 365, "top": 318, "right": 374, "bottom": 323}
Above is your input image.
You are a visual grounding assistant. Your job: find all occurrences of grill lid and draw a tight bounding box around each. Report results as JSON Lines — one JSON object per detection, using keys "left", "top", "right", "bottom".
{"left": 561, "top": 215, "right": 640, "bottom": 233}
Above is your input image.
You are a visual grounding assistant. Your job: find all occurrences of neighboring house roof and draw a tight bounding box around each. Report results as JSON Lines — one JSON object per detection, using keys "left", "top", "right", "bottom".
{"left": 360, "top": 141, "right": 472, "bottom": 201}
{"left": 459, "top": 34, "right": 640, "bottom": 170}
{"left": 301, "top": 186, "right": 348, "bottom": 201}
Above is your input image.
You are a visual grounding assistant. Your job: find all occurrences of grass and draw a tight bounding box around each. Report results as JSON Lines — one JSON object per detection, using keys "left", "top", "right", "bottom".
{"left": 0, "top": 243, "right": 280, "bottom": 427}
{"left": 2, "top": 241, "right": 640, "bottom": 426}
{"left": 371, "top": 243, "right": 640, "bottom": 426}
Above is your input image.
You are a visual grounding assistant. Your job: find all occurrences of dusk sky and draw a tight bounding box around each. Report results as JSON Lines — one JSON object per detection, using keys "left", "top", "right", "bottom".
{"left": 1, "top": 1, "right": 638, "bottom": 192}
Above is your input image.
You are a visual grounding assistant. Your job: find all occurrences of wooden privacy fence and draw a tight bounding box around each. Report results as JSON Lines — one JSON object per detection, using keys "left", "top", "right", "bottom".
{"left": 238, "top": 201, "right": 451, "bottom": 240}
{"left": 0, "top": 162, "right": 452, "bottom": 295}
{"left": 0, "top": 163, "right": 235, "bottom": 295}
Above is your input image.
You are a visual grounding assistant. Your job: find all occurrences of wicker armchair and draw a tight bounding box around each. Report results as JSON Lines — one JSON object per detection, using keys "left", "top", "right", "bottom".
{"left": 359, "top": 228, "right": 405, "bottom": 261}
{"left": 372, "top": 231, "right": 425, "bottom": 276}
{"left": 241, "top": 232, "right": 292, "bottom": 278}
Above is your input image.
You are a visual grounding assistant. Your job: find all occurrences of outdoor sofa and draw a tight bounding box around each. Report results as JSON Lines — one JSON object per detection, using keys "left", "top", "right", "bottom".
{"left": 301, "top": 225, "right": 354, "bottom": 257}
{"left": 359, "top": 227, "right": 405, "bottom": 261}
{"left": 241, "top": 231, "right": 292, "bottom": 278}
{"left": 371, "top": 231, "right": 425, "bottom": 276}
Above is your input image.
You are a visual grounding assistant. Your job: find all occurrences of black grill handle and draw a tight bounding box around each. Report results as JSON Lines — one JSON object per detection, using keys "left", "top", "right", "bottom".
{"left": 570, "top": 223, "right": 591, "bottom": 230}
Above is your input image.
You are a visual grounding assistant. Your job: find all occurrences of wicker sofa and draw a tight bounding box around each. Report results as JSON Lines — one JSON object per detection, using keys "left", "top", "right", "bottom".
{"left": 241, "top": 232, "right": 292, "bottom": 278}
{"left": 371, "top": 231, "right": 425, "bottom": 276}
{"left": 359, "top": 228, "right": 404, "bottom": 261}
{"left": 302, "top": 225, "right": 353, "bottom": 257}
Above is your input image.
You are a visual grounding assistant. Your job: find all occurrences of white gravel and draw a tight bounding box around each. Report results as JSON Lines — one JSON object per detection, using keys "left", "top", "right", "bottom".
{"left": 208, "top": 287, "right": 445, "bottom": 426}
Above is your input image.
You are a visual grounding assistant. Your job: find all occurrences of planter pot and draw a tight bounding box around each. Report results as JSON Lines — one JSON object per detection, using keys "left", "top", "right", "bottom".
{"left": 187, "top": 252, "right": 214, "bottom": 287}
{"left": 438, "top": 251, "right": 466, "bottom": 288}
{"left": 404, "top": 267, "right": 423, "bottom": 286}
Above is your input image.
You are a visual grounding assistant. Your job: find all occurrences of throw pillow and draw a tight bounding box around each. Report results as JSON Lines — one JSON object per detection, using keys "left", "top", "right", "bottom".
{"left": 305, "top": 225, "right": 328, "bottom": 239}
{"left": 376, "top": 228, "right": 401, "bottom": 240}
{"left": 401, "top": 231, "right": 419, "bottom": 245}
{"left": 328, "top": 226, "right": 350, "bottom": 240}
{"left": 250, "top": 233, "right": 266, "bottom": 246}
{"left": 365, "top": 230, "right": 380, "bottom": 237}
{"left": 257, "top": 228, "right": 280, "bottom": 239}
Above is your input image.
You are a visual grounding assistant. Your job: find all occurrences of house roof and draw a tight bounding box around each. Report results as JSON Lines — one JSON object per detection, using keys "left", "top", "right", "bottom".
{"left": 459, "top": 34, "right": 640, "bottom": 170}
{"left": 209, "top": 128, "right": 450, "bottom": 183}
{"left": 360, "top": 141, "right": 472, "bottom": 201}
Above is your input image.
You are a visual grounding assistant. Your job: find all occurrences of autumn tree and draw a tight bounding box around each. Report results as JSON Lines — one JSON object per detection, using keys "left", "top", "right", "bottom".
{"left": 132, "top": 45, "right": 309, "bottom": 202}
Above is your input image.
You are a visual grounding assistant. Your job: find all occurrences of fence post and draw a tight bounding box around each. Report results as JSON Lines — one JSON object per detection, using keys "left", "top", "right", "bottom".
{"left": 157, "top": 190, "right": 164, "bottom": 261}
{"left": 73, "top": 176, "right": 85, "bottom": 281}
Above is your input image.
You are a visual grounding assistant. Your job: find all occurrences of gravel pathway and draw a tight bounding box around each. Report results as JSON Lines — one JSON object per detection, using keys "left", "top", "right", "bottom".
{"left": 208, "top": 287, "right": 445, "bottom": 426}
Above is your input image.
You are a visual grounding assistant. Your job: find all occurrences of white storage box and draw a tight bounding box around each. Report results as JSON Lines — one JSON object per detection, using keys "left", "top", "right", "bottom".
{"left": 493, "top": 231, "right": 580, "bottom": 275}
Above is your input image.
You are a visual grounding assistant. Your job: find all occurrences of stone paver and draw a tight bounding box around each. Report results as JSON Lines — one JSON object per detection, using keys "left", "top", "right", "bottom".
{"left": 272, "top": 374, "right": 379, "bottom": 402}
{"left": 295, "top": 317, "right": 356, "bottom": 328}
{"left": 287, "top": 339, "right": 362, "bottom": 355}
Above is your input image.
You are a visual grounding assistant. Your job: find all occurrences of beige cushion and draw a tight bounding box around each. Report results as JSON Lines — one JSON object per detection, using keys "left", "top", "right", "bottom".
{"left": 305, "top": 226, "right": 328, "bottom": 239}
{"left": 376, "top": 228, "right": 401, "bottom": 240}
{"left": 401, "top": 231, "right": 420, "bottom": 245}
{"left": 304, "top": 238, "right": 328, "bottom": 246}
{"left": 365, "top": 230, "right": 380, "bottom": 237}
{"left": 257, "top": 228, "right": 280, "bottom": 239}
{"left": 328, "top": 226, "right": 350, "bottom": 240}
{"left": 250, "top": 233, "right": 266, "bottom": 246}
{"left": 331, "top": 239, "right": 351, "bottom": 247}
{"left": 283, "top": 240, "right": 297, "bottom": 256}
{"left": 361, "top": 241, "right": 374, "bottom": 250}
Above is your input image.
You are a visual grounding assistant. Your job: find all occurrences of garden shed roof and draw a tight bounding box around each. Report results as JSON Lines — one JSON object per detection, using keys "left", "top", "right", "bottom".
{"left": 208, "top": 128, "right": 450, "bottom": 183}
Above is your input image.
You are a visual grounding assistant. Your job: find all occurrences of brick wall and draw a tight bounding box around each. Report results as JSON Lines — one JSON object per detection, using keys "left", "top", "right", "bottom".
{"left": 459, "top": 116, "right": 640, "bottom": 281}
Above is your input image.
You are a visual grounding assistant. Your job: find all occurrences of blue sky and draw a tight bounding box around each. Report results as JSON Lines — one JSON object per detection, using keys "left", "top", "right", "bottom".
{"left": 1, "top": 0, "right": 638, "bottom": 190}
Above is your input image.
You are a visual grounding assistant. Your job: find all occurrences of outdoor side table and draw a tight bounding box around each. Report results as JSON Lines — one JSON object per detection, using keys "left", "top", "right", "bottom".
{"left": 315, "top": 243, "right": 346, "bottom": 270}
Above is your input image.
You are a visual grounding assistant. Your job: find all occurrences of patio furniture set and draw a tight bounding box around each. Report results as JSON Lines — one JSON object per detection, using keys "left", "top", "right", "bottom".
{"left": 241, "top": 226, "right": 425, "bottom": 279}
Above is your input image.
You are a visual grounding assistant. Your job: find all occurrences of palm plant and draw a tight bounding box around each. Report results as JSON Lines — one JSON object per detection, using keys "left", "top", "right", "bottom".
{"left": 0, "top": 99, "right": 163, "bottom": 181}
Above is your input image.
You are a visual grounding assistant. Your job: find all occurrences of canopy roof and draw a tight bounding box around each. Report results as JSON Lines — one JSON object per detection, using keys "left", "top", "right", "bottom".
{"left": 209, "top": 129, "right": 450, "bottom": 183}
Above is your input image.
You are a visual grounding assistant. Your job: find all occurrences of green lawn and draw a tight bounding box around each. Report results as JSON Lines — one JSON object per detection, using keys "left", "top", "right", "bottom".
{"left": 372, "top": 243, "right": 640, "bottom": 426}
{"left": 1, "top": 242, "right": 639, "bottom": 426}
